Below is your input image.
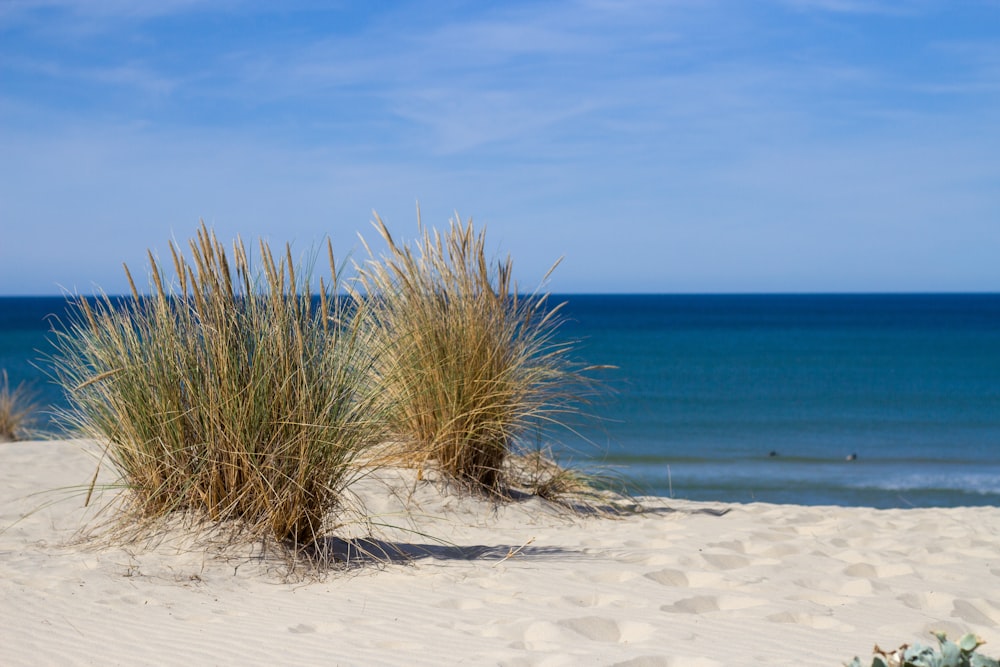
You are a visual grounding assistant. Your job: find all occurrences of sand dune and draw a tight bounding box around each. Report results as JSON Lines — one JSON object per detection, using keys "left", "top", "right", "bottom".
{"left": 1, "top": 440, "right": 998, "bottom": 666}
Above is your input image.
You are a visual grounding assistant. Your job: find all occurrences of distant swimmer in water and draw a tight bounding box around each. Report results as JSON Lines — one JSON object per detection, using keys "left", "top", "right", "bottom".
{"left": 769, "top": 450, "right": 779, "bottom": 457}
{"left": 845, "top": 453, "right": 858, "bottom": 462}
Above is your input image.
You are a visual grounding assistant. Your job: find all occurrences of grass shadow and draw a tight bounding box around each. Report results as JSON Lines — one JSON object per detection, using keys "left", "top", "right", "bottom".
{"left": 310, "top": 535, "right": 576, "bottom": 566}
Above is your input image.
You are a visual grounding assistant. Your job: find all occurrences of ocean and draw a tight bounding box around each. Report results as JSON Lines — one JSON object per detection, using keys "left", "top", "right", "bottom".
{"left": 2, "top": 294, "right": 999, "bottom": 509}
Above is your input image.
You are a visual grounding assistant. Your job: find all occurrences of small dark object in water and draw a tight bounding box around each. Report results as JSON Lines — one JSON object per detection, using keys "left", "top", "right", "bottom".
{"left": 769, "top": 450, "right": 779, "bottom": 457}
{"left": 845, "top": 453, "right": 858, "bottom": 462}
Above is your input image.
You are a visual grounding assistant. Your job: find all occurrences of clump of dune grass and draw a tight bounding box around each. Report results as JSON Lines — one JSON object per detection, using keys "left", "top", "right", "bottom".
{"left": 0, "top": 369, "right": 40, "bottom": 442}
{"left": 354, "top": 211, "right": 602, "bottom": 497}
{"left": 48, "top": 224, "right": 381, "bottom": 550}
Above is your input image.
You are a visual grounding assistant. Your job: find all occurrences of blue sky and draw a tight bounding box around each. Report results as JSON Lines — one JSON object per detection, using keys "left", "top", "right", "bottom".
{"left": 1, "top": 0, "right": 998, "bottom": 295}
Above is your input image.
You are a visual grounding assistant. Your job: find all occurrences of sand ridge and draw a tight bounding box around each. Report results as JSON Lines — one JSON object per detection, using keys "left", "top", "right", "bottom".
{"left": 1, "top": 440, "right": 998, "bottom": 666}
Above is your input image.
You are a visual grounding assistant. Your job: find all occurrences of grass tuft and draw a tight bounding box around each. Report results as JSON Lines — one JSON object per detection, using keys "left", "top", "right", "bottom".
{"left": 0, "top": 370, "right": 40, "bottom": 442}
{"left": 354, "top": 210, "right": 602, "bottom": 497}
{"left": 504, "top": 447, "right": 638, "bottom": 516}
{"left": 48, "top": 223, "right": 382, "bottom": 549}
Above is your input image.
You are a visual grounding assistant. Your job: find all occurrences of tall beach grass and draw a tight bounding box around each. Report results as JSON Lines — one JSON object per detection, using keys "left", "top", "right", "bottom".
{"left": 49, "top": 225, "right": 382, "bottom": 548}
{"left": 0, "top": 369, "right": 40, "bottom": 442}
{"left": 354, "top": 212, "right": 601, "bottom": 496}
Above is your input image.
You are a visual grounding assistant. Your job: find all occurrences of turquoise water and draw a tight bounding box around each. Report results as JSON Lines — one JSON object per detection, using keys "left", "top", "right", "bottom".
{"left": 2, "top": 294, "right": 999, "bottom": 508}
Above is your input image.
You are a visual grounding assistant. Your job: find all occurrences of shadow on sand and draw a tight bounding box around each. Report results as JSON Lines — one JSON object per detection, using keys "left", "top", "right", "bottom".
{"left": 309, "top": 536, "right": 573, "bottom": 566}
{"left": 302, "top": 501, "right": 730, "bottom": 567}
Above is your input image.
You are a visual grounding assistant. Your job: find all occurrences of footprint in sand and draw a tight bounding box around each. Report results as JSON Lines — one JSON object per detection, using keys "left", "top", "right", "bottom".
{"left": 841, "top": 563, "right": 878, "bottom": 578}
{"left": 612, "top": 657, "right": 723, "bottom": 667}
{"left": 660, "top": 595, "right": 767, "bottom": 614}
{"left": 644, "top": 568, "right": 689, "bottom": 587}
{"left": 558, "top": 616, "right": 622, "bottom": 642}
{"left": 952, "top": 599, "right": 1000, "bottom": 627}
{"left": 898, "top": 591, "right": 953, "bottom": 612}
{"left": 556, "top": 616, "right": 655, "bottom": 643}
{"left": 699, "top": 552, "right": 750, "bottom": 570}
{"left": 645, "top": 568, "right": 726, "bottom": 588}
{"left": 843, "top": 562, "right": 914, "bottom": 579}
{"left": 611, "top": 658, "right": 672, "bottom": 667}
{"left": 622, "top": 551, "right": 677, "bottom": 567}
{"left": 518, "top": 617, "right": 655, "bottom": 648}
{"left": 661, "top": 595, "right": 720, "bottom": 614}
{"left": 707, "top": 540, "right": 746, "bottom": 554}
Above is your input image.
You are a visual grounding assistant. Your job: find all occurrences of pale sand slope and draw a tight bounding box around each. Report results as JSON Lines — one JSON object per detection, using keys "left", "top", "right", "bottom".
{"left": 1, "top": 441, "right": 999, "bottom": 667}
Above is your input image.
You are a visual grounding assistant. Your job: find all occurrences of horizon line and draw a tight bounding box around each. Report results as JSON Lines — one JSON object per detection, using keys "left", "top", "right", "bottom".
{"left": 3, "top": 290, "right": 1000, "bottom": 299}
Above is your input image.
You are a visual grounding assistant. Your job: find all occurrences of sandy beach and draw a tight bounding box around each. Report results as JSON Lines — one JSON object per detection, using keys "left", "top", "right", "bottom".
{"left": 1, "top": 439, "right": 998, "bottom": 666}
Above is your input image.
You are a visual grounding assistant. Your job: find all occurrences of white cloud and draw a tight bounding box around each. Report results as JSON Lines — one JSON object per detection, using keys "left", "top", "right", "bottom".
{"left": 778, "top": 0, "right": 936, "bottom": 15}
{"left": 5, "top": 55, "right": 180, "bottom": 97}
{"left": 1, "top": 0, "right": 227, "bottom": 23}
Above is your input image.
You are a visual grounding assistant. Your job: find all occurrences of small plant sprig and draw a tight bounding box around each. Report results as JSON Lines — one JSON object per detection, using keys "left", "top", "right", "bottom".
{"left": 847, "top": 632, "right": 999, "bottom": 667}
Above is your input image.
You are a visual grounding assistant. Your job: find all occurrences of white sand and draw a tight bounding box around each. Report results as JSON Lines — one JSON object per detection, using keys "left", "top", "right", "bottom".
{"left": 1, "top": 440, "right": 999, "bottom": 666}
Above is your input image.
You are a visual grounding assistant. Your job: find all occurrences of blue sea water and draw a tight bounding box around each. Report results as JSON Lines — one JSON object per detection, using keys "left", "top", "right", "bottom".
{"left": 555, "top": 294, "right": 1000, "bottom": 508}
{"left": 2, "top": 294, "right": 999, "bottom": 509}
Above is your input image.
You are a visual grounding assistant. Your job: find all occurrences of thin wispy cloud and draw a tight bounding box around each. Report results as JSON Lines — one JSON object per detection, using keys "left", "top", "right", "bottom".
{"left": 779, "top": 0, "right": 936, "bottom": 15}
{"left": 1, "top": 0, "right": 227, "bottom": 23}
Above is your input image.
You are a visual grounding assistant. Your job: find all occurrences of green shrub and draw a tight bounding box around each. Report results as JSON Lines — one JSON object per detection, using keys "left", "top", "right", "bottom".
{"left": 847, "top": 632, "right": 999, "bottom": 667}
{"left": 49, "top": 224, "right": 381, "bottom": 548}
{"left": 354, "top": 212, "right": 599, "bottom": 496}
